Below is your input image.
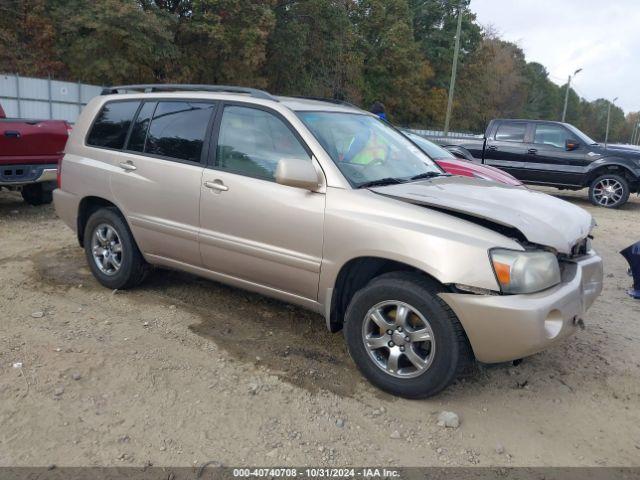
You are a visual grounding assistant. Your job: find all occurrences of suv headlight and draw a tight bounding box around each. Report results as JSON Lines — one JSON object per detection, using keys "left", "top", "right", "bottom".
{"left": 490, "top": 249, "right": 561, "bottom": 294}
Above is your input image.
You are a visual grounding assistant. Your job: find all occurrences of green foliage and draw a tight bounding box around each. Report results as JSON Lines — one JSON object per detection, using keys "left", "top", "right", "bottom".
{"left": 56, "top": 0, "right": 177, "bottom": 84}
{"left": 408, "top": 0, "right": 482, "bottom": 89}
{"left": 265, "top": 0, "right": 362, "bottom": 100}
{"left": 0, "top": 0, "right": 636, "bottom": 141}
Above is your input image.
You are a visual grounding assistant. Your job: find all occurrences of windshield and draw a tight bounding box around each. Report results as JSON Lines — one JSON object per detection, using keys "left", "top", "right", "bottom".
{"left": 405, "top": 132, "right": 456, "bottom": 159}
{"left": 565, "top": 123, "right": 598, "bottom": 145}
{"left": 297, "top": 112, "right": 442, "bottom": 187}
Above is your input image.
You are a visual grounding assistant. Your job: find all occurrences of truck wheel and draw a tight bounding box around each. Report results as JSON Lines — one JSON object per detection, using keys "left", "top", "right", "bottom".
{"left": 588, "top": 174, "right": 630, "bottom": 208}
{"left": 21, "top": 183, "right": 53, "bottom": 205}
{"left": 343, "top": 271, "right": 473, "bottom": 398}
{"left": 83, "top": 207, "right": 148, "bottom": 290}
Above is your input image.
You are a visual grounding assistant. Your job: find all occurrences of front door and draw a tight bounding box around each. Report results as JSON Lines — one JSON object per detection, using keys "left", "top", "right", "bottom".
{"left": 523, "top": 123, "right": 588, "bottom": 186}
{"left": 199, "top": 104, "right": 325, "bottom": 301}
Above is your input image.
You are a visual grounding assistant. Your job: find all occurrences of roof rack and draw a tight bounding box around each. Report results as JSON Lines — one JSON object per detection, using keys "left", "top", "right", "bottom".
{"left": 290, "top": 95, "right": 359, "bottom": 109}
{"left": 100, "top": 84, "right": 277, "bottom": 101}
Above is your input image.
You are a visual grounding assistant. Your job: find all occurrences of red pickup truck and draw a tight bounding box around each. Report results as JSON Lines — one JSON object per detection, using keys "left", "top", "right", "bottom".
{"left": 0, "top": 102, "right": 71, "bottom": 205}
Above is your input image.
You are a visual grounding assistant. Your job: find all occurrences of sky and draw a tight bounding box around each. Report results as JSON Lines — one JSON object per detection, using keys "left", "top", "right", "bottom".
{"left": 469, "top": 0, "right": 640, "bottom": 114}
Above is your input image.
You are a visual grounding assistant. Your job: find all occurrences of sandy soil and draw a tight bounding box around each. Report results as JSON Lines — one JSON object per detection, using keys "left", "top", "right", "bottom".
{"left": 0, "top": 187, "right": 639, "bottom": 468}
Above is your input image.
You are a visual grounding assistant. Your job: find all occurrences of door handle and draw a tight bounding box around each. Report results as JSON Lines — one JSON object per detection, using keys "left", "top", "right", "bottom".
{"left": 487, "top": 145, "right": 497, "bottom": 151}
{"left": 527, "top": 148, "right": 538, "bottom": 155}
{"left": 204, "top": 180, "right": 229, "bottom": 192}
{"left": 4, "top": 130, "right": 20, "bottom": 138}
{"left": 119, "top": 161, "right": 137, "bottom": 171}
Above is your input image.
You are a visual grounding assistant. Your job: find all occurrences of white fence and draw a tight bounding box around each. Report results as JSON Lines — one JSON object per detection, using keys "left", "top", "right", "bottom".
{"left": 409, "top": 128, "right": 481, "bottom": 138}
{"left": 0, "top": 73, "right": 102, "bottom": 123}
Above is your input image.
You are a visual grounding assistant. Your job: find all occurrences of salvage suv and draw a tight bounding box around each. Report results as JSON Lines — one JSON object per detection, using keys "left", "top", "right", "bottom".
{"left": 54, "top": 85, "right": 604, "bottom": 398}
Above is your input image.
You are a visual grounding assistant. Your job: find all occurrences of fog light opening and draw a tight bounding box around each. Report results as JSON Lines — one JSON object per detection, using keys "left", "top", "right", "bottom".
{"left": 544, "top": 310, "right": 563, "bottom": 339}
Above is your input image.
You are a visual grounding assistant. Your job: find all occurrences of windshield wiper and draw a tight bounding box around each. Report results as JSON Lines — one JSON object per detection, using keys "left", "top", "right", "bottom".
{"left": 409, "top": 171, "right": 445, "bottom": 181}
{"left": 357, "top": 177, "right": 406, "bottom": 189}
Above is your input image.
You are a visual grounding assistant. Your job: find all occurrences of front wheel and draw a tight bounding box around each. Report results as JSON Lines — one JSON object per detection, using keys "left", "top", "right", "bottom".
{"left": 343, "top": 272, "right": 473, "bottom": 398}
{"left": 588, "top": 174, "right": 630, "bottom": 208}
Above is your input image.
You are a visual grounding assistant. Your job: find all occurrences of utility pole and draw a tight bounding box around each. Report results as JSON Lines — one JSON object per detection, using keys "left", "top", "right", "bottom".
{"left": 631, "top": 120, "right": 639, "bottom": 145}
{"left": 634, "top": 121, "right": 640, "bottom": 145}
{"left": 443, "top": 0, "right": 464, "bottom": 136}
{"left": 604, "top": 97, "right": 618, "bottom": 148}
{"left": 561, "top": 68, "right": 582, "bottom": 122}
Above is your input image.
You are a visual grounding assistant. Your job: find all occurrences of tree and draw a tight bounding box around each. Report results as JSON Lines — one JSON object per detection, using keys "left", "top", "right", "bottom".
{"left": 408, "top": 0, "right": 482, "bottom": 89}
{"left": 56, "top": 0, "right": 177, "bottom": 84}
{"left": 168, "top": 0, "right": 276, "bottom": 86}
{"left": 0, "top": 0, "right": 65, "bottom": 77}
{"left": 354, "top": 0, "right": 445, "bottom": 125}
{"left": 265, "top": 0, "right": 363, "bottom": 100}
{"left": 453, "top": 35, "right": 527, "bottom": 132}
{"left": 522, "top": 62, "right": 561, "bottom": 120}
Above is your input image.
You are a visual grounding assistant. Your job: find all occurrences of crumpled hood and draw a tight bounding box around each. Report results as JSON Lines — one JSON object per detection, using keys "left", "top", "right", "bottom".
{"left": 371, "top": 176, "right": 594, "bottom": 254}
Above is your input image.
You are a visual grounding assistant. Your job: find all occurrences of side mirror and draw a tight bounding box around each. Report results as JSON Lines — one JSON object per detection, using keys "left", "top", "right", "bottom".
{"left": 565, "top": 139, "right": 580, "bottom": 151}
{"left": 275, "top": 158, "right": 321, "bottom": 191}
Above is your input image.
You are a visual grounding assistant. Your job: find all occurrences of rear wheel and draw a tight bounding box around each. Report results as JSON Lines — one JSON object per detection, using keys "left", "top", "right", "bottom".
{"left": 83, "top": 207, "right": 148, "bottom": 289}
{"left": 588, "top": 174, "right": 629, "bottom": 208}
{"left": 21, "top": 183, "right": 53, "bottom": 205}
{"left": 343, "top": 272, "right": 472, "bottom": 398}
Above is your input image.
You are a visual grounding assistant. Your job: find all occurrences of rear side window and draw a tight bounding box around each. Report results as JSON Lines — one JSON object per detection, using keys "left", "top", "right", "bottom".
{"left": 145, "top": 101, "right": 216, "bottom": 162}
{"left": 495, "top": 122, "right": 527, "bottom": 143}
{"left": 87, "top": 101, "right": 140, "bottom": 149}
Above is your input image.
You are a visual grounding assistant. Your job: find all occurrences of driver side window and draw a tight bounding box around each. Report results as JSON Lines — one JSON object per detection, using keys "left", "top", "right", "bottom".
{"left": 216, "top": 105, "right": 310, "bottom": 181}
{"left": 534, "top": 124, "right": 573, "bottom": 149}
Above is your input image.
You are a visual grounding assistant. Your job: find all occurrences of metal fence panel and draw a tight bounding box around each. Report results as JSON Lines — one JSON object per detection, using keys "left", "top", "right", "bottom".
{"left": 0, "top": 73, "right": 102, "bottom": 123}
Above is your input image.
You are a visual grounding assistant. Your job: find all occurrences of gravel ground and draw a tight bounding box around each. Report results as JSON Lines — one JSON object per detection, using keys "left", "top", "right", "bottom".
{"left": 0, "top": 187, "right": 639, "bottom": 467}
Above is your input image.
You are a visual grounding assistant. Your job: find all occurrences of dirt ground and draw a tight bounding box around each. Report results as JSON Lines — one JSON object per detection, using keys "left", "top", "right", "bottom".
{"left": 0, "top": 186, "right": 639, "bottom": 468}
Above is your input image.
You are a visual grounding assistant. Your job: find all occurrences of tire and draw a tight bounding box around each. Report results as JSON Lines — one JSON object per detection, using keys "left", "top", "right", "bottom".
{"left": 83, "top": 207, "right": 148, "bottom": 290}
{"left": 21, "top": 183, "right": 53, "bottom": 205}
{"left": 343, "top": 271, "right": 473, "bottom": 398}
{"left": 588, "top": 174, "right": 630, "bottom": 208}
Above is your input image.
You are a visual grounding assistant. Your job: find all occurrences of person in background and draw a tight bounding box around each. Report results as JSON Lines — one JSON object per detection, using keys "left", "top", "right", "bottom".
{"left": 370, "top": 101, "right": 387, "bottom": 121}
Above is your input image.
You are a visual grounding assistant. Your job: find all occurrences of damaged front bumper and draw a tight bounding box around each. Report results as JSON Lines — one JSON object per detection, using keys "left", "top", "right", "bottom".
{"left": 440, "top": 252, "right": 603, "bottom": 363}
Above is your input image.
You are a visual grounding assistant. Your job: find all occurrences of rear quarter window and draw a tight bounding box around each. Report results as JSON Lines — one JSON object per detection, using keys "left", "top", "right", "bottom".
{"left": 86, "top": 101, "right": 140, "bottom": 149}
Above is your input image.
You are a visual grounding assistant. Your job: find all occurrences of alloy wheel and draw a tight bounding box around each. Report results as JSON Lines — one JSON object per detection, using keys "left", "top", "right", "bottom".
{"left": 592, "top": 178, "right": 624, "bottom": 206}
{"left": 362, "top": 300, "right": 436, "bottom": 379}
{"left": 91, "top": 223, "right": 123, "bottom": 276}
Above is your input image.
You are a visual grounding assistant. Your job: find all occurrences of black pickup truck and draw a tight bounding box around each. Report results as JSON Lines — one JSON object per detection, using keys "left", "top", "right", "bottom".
{"left": 433, "top": 119, "right": 640, "bottom": 208}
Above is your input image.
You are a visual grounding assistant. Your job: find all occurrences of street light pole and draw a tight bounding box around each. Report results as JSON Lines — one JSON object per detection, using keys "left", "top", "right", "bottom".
{"left": 561, "top": 68, "right": 582, "bottom": 122}
{"left": 443, "top": 0, "right": 464, "bottom": 137}
{"left": 604, "top": 96, "right": 618, "bottom": 148}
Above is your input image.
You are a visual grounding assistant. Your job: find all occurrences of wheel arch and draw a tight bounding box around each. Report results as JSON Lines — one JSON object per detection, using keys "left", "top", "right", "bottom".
{"left": 326, "top": 256, "right": 448, "bottom": 333}
{"left": 584, "top": 159, "right": 639, "bottom": 187}
{"left": 76, "top": 196, "right": 124, "bottom": 247}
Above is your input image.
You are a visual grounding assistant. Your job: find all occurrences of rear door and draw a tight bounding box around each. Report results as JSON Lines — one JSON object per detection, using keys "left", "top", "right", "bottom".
{"left": 483, "top": 121, "right": 530, "bottom": 178}
{"left": 105, "top": 99, "right": 217, "bottom": 267}
{"left": 523, "top": 123, "right": 588, "bottom": 186}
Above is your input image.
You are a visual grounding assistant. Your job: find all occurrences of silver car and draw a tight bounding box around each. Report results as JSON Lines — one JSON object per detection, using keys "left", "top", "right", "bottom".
{"left": 54, "top": 85, "right": 603, "bottom": 398}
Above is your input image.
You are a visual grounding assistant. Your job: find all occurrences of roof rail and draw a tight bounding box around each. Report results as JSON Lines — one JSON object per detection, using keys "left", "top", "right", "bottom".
{"left": 290, "top": 95, "right": 359, "bottom": 109}
{"left": 100, "top": 84, "right": 277, "bottom": 101}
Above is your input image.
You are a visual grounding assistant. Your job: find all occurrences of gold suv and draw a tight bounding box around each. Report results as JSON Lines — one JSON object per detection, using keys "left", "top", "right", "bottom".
{"left": 54, "top": 85, "right": 603, "bottom": 398}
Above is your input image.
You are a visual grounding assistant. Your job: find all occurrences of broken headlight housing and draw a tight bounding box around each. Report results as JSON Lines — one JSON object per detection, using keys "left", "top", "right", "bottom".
{"left": 490, "top": 249, "right": 561, "bottom": 294}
